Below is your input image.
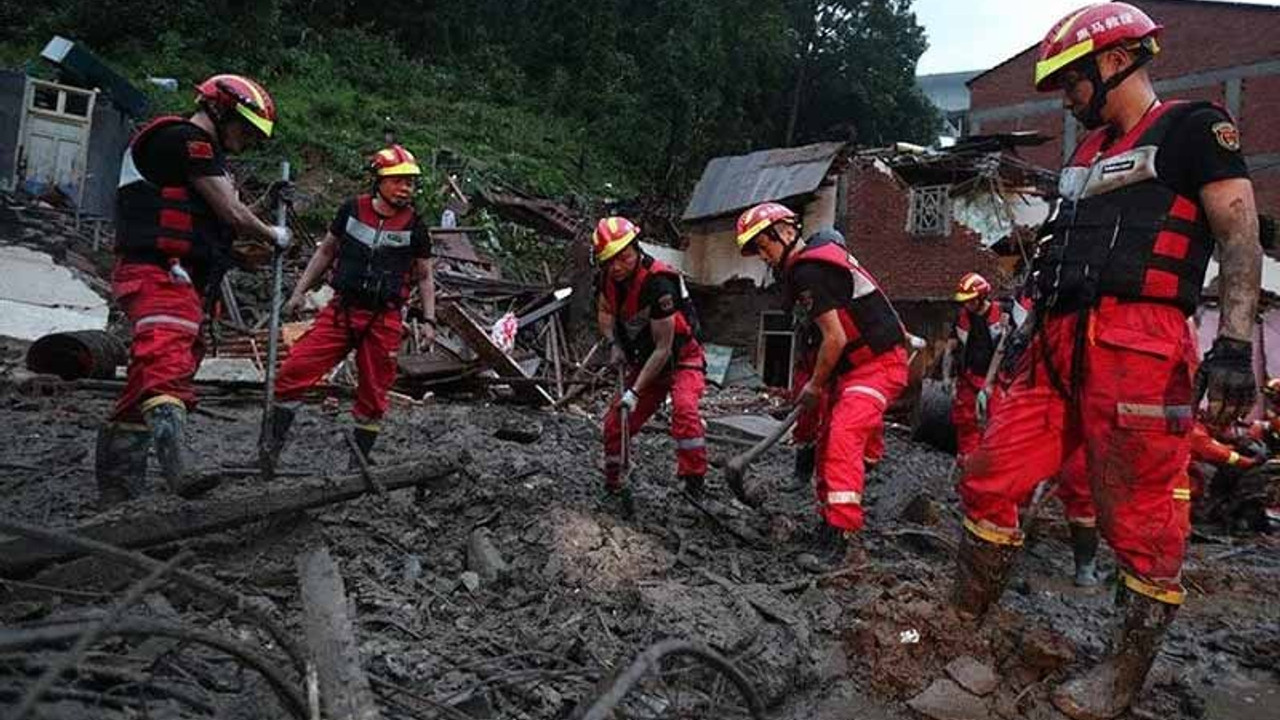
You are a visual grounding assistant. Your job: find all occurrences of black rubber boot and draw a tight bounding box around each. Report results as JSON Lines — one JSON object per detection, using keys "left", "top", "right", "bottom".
{"left": 94, "top": 422, "right": 150, "bottom": 508}
{"left": 349, "top": 426, "right": 379, "bottom": 470}
{"left": 259, "top": 405, "right": 296, "bottom": 478}
{"left": 681, "top": 474, "right": 705, "bottom": 499}
{"left": 1071, "top": 523, "right": 1101, "bottom": 587}
{"left": 952, "top": 527, "right": 1021, "bottom": 620}
{"left": 1052, "top": 584, "right": 1179, "bottom": 719}
{"left": 794, "top": 445, "right": 816, "bottom": 487}
{"left": 144, "top": 402, "right": 217, "bottom": 498}
{"left": 814, "top": 523, "right": 868, "bottom": 569}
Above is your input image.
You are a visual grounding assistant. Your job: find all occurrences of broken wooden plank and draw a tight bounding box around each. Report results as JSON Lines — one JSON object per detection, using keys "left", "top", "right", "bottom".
{"left": 0, "top": 456, "right": 462, "bottom": 574}
{"left": 437, "top": 302, "right": 553, "bottom": 405}
{"left": 298, "top": 544, "right": 382, "bottom": 720}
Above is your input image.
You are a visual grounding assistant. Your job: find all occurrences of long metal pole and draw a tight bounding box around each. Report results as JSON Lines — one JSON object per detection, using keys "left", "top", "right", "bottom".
{"left": 260, "top": 160, "right": 290, "bottom": 481}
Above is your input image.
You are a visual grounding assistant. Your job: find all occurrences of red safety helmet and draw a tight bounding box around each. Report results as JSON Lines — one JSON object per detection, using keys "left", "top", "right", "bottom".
{"left": 736, "top": 202, "right": 798, "bottom": 256}
{"left": 594, "top": 216, "right": 641, "bottom": 263}
{"left": 1035, "top": 3, "right": 1162, "bottom": 92}
{"left": 369, "top": 145, "right": 422, "bottom": 177}
{"left": 954, "top": 272, "right": 992, "bottom": 302}
{"left": 195, "top": 74, "right": 277, "bottom": 138}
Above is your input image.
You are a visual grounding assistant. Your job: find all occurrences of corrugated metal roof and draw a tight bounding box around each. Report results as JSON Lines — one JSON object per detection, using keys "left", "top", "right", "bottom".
{"left": 682, "top": 141, "right": 847, "bottom": 222}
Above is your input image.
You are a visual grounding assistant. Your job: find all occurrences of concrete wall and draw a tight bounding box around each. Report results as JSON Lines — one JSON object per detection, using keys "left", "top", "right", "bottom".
{"left": 689, "top": 281, "right": 784, "bottom": 354}
{"left": 0, "top": 70, "right": 25, "bottom": 191}
{"left": 684, "top": 215, "right": 772, "bottom": 287}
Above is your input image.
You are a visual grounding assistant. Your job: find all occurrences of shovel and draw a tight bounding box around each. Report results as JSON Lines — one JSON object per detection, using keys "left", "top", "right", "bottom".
{"left": 258, "top": 160, "right": 290, "bottom": 482}
{"left": 724, "top": 405, "right": 804, "bottom": 508}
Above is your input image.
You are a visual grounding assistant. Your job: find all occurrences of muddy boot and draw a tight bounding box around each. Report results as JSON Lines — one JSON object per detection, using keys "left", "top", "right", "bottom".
{"left": 793, "top": 445, "right": 816, "bottom": 487}
{"left": 349, "top": 426, "right": 378, "bottom": 471}
{"left": 681, "top": 474, "right": 705, "bottom": 499}
{"left": 94, "top": 422, "right": 150, "bottom": 508}
{"left": 1051, "top": 585, "right": 1179, "bottom": 719}
{"left": 815, "top": 524, "right": 867, "bottom": 568}
{"left": 145, "top": 402, "right": 218, "bottom": 499}
{"left": 604, "top": 483, "right": 636, "bottom": 519}
{"left": 952, "top": 528, "right": 1020, "bottom": 620}
{"left": 258, "top": 404, "right": 296, "bottom": 478}
{"left": 1071, "top": 523, "right": 1101, "bottom": 588}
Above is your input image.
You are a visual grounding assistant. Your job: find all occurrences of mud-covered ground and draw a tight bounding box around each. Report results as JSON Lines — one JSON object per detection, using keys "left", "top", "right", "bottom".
{"left": 1, "top": 365, "right": 1278, "bottom": 719}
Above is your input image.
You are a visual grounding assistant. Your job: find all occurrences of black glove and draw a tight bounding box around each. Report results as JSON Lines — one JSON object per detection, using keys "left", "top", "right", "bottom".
{"left": 267, "top": 179, "right": 296, "bottom": 206}
{"left": 1196, "top": 337, "right": 1257, "bottom": 426}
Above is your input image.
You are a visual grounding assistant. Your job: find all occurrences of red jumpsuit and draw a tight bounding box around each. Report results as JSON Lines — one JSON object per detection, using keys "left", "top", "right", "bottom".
{"left": 274, "top": 304, "right": 403, "bottom": 425}
{"left": 793, "top": 349, "right": 885, "bottom": 466}
{"left": 599, "top": 258, "right": 707, "bottom": 487}
{"left": 274, "top": 194, "right": 427, "bottom": 429}
{"left": 109, "top": 116, "right": 231, "bottom": 422}
{"left": 952, "top": 302, "right": 1006, "bottom": 459}
{"left": 111, "top": 263, "right": 206, "bottom": 423}
{"left": 785, "top": 240, "right": 908, "bottom": 532}
{"left": 960, "top": 100, "right": 1242, "bottom": 604}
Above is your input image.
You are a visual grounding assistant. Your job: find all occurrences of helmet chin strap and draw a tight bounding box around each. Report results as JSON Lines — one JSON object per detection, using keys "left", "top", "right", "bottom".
{"left": 1078, "top": 49, "right": 1154, "bottom": 130}
{"left": 373, "top": 184, "right": 409, "bottom": 210}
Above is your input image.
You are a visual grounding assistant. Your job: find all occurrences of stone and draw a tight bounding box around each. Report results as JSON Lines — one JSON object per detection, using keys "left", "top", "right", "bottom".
{"left": 460, "top": 571, "right": 481, "bottom": 593}
{"left": 907, "top": 678, "right": 992, "bottom": 720}
{"left": 946, "top": 655, "right": 1000, "bottom": 696}
{"left": 1020, "top": 627, "right": 1076, "bottom": 672}
{"left": 901, "top": 492, "right": 943, "bottom": 526}
{"left": 467, "top": 528, "right": 510, "bottom": 585}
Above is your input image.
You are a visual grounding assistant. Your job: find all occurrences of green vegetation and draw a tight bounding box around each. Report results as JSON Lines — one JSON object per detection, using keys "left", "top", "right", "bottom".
{"left": 4, "top": 0, "right": 939, "bottom": 219}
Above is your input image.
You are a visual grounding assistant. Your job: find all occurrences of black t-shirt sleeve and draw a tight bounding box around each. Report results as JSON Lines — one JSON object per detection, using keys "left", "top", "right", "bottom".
{"left": 411, "top": 218, "right": 432, "bottom": 259}
{"left": 1160, "top": 106, "right": 1249, "bottom": 198}
{"left": 328, "top": 199, "right": 355, "bottom": 237}
{"left": 136, "top": 124, "right": 228, "bottom": 185}
{"left": 640, "top": 275, "right": 681, "bottom": 320}
{"left": 790, "top": 263, "right": 849, "bottom": 317}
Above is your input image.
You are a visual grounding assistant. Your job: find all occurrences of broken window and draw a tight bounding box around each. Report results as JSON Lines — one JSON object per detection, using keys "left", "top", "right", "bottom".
{"left": 757, "top": 311, "right": 795, "bottom": 388}
{"left": 31, "top": 85, "right": 59, "bottom": 112}
{"left": 62, "top": 91, "right": 91, "bottom": 117}
{"left": 907, "top": 184, "right": 951, "bottom": 237}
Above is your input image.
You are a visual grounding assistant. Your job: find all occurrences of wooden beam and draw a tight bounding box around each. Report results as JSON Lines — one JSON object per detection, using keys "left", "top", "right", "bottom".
{"left": 298, "top": 544, "right": 382, "bottom": 720}
{"left": 437, "top": 302, "right": 553, "bottom": 405}
{"left": 0, "top": 457, "right": 461, "bottom": 575}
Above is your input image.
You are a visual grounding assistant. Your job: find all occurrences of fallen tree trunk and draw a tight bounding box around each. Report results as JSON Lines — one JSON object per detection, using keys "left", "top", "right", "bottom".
{"left": 0, "top": 455, "right": 463, "bottom": 575}
{"left": 298, "top": 544, "right": 382, "bottom": 720}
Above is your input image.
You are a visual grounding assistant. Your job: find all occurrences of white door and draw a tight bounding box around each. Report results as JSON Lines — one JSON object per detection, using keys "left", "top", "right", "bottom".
{"left": 18, "top": 80, "right": 95, "bottom": 202}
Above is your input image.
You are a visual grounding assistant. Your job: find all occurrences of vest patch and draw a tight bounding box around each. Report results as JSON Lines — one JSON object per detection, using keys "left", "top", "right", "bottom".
{"left": 1212, "top": 121, "right": 1240, "bottom": 152}
{"left": 186, "top": 140, "right": 214, "bottom": 159}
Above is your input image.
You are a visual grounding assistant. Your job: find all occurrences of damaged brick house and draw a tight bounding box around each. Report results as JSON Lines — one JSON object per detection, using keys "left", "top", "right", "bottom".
{"left": 676, "top": 138, "right": 1057, "bottom": 386}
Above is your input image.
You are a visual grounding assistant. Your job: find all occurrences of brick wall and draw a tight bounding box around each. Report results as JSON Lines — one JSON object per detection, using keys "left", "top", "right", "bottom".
{"left": 842, "top": 161, "right": 1007, "bottom": 302}
{"left": 967, "top": 0, "right": 1280, "bottom": 214}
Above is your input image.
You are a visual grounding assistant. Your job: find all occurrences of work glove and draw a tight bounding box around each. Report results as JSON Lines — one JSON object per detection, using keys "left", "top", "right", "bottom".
{"left": 1196, "top": 337, "right": 1257, "bottom": 426}
{"left": 168, "top": 259, "right": 192, "bottom": 285}
{"left": 270, "top": 225, "right": 292, "bottom": 250}
{"left": 620, "top": 388, "right": 639, "bottom": 412}
{"left": 976, "top": 388, "right": 990, "bottom": 425}
{"left": 267, "top": 179, "right": 296, "bottom": 206}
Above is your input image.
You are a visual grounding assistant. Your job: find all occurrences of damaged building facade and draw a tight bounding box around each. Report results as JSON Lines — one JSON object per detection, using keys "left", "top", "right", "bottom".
{"left": 677, "top": 138, "right": 1056, "bottom": 386}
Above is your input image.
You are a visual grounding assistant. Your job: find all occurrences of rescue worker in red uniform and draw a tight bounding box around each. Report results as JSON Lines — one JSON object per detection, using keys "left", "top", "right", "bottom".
{"left": 736, "top": 205, "right": 908, "bottom": 561}
{"left": 260, "top": 145, "right": 435, "bottom": 467}
{"left": 946, "top": 273, "right": 1008, "bottom": 464}
{"left": 952, "top": 5, "right": 1262, "bottom": 718}
{"left": 95, "top": 74, "right": 287, "bottom": 506}
{"left": 595, "top": 217, "right": 707, "bottom": 515}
